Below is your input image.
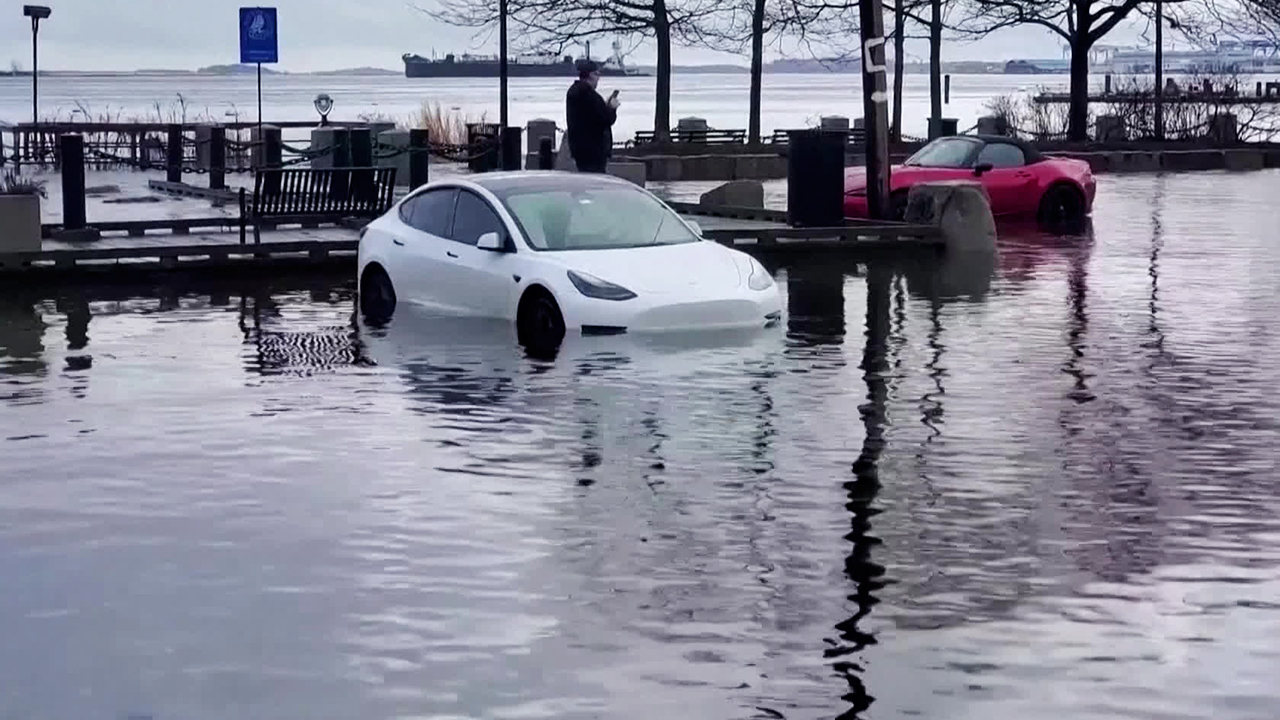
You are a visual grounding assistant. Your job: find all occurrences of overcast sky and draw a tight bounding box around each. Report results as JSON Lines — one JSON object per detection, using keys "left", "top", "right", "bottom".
{"left": 1, "top": 0, "right": 1162, "bottom": 72}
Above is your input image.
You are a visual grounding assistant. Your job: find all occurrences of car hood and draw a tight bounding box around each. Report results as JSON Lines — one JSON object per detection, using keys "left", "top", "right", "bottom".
{"left": 549, "top": 241, "right": 746, "bottom": 295}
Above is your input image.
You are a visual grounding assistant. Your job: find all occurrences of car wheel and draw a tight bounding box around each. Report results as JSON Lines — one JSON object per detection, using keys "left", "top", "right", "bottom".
{"left": 1037, "top": 183, "right": 1086, "bottom": 232}
{"left": 516, "top": 288, "right": 566, "bottom": 356}
{"left": 359, "top": 264, "right": 396, "bottom": 324}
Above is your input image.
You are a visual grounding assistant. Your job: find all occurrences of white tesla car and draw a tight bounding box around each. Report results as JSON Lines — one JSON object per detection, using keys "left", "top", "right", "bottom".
{"left": 356, "top": 171, "right": 783, "bottom": 350}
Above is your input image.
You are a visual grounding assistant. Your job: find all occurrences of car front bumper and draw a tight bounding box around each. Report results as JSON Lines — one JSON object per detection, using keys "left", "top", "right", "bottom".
{"left": 558, "top": 284, "right": 785, "bottom": 335}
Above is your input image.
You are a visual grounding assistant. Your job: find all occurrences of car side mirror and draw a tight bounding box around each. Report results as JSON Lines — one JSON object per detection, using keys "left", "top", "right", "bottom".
{"left": 686, "top": 220, "right": 703, "bottom": 236}
{"left": 973, "top": 162, "right": 994, "bottom": 176}
{"left": 476, "top": 231, "right": 506, "bottom": 252}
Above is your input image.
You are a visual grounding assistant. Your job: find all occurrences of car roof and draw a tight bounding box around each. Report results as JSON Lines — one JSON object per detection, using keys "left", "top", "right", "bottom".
{"left": 949, "top": 133, "right": 1046, "bottom": 163}
{"left": 459, "top": 170, "right": 640, "bottom": 195}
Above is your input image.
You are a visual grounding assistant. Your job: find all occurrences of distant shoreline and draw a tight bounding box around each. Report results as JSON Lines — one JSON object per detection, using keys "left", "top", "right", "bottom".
{"left": 0, "top": 61, "right": 1027, "bottom": 78}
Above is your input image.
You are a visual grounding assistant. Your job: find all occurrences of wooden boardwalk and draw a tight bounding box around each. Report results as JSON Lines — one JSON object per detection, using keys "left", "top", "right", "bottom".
{"left": 3, "top": 206, "right": 942, "bottom": 280}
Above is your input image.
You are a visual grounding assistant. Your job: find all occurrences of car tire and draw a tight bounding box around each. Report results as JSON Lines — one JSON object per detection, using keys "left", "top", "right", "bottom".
{"left": 1037, "top": 183, "right": 1086, "bottom": 233}
{"left": 359, "top": 264, "right": 396, "bottom": 324}
{"left": 517, "top": 288, "right": 566, "bottom": 357}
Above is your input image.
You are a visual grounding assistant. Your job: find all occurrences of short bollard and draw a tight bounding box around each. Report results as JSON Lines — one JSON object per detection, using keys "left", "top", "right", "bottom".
{"left": 208, "top": 126, "right": 226, "bottom": 191}
{"left": 350, "top": 127, "right": 375, "bottom": 202}
{"left": 538, "top": 137, "right": 554, "bottom": 170}
{"left": 60, "top": 133, "right": 87, "bottom": 231}
{"left": 409, "top": 128, "right": 429, "bottom": 190}
{"left": 166, "top": 124, "right": 183, "bottom": 183}
{"left": 501, "top": 126, "right": 523, "bottom": 171}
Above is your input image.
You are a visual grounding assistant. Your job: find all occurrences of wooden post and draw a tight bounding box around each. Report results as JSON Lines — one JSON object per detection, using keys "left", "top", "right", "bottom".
{"left": 209, "top": 126, "right": 226, "bottom": 191}
{"left": 858, "top": 0, "right": 892, "bottom": 220}
{"left": 409, "top": 128, "right": 429, "bottom": 190}
{"left": 167, "top": 124, "right": 183, "bottom": 183}
{"left": 60, "top": 133, "right": 87, "bottom": 231}
{"left": 538, "top": 137, "right": 554, "bottom": 169}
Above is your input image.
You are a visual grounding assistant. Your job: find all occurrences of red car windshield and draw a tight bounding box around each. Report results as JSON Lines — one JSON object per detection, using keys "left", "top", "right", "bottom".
{"left": 903, "top": 137, "right": 981, "bottom": 168}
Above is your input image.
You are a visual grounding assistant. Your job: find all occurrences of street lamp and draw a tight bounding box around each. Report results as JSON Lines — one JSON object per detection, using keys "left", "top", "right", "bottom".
{"left": 23, "top": 5, "right": 51, "bottom": 126}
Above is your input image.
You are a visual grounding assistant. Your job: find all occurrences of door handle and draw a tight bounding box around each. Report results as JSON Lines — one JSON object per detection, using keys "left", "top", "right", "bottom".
{"left": 392, "top": 238, "right": 404, "bottom": 246}
{"left": 446, "top": 251, "right": 458, "bottom": 258}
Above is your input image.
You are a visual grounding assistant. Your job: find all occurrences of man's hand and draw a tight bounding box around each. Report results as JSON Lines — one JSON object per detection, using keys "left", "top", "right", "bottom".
{"left": 607, "top": 94, "right": 620, "bottom": 110}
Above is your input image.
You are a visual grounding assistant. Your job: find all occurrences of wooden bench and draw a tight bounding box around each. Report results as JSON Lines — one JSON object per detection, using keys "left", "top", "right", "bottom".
{"left": 246, "top": 166, "right": 397, "bottom": 243}
{"left": 769, "top": 128, "right": 867, "bottom": 146}
{"left": 632, "top": 128, "right": 748, "bottom": 146}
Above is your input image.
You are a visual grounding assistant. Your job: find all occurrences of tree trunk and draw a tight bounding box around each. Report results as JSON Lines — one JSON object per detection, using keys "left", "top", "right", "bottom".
{"left": 891, "top": 0, "right": 905, "bottom": 141}
{"left": 748, "top": 0, "right": 765, "bottom": 144}
{"left": 1068, "top": 35, "right": 1091, "bottom": 141}
{"left": 929, "top": 0, "right": 942, "bottom": 135}
{"left": 654, "top": 0, "right": 672, "bottom": 142}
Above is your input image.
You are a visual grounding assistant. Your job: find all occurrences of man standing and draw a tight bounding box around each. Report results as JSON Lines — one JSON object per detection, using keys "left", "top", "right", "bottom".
{"left": 565, "top": 59, "right": 620, "bottom": 173}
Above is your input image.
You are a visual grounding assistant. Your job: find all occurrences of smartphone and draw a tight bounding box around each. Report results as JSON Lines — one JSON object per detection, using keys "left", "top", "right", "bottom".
{"left": 609, "top": 89, "right": 620, "bottom": 100}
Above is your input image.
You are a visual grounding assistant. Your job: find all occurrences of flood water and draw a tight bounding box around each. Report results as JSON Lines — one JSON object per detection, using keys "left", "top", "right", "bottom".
{"left": 4, "top": 170, "right": 1280, "bottom": 719}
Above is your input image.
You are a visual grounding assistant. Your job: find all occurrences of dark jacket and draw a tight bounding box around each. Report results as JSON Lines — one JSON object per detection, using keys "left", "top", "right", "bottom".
{"left": 565, "top": 79, "right": 617, "bottom": 170}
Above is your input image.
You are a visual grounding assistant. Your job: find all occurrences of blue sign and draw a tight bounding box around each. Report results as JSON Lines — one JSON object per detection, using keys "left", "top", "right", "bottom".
{"left": 239, "top": 7, "right": 279, "bottom": 64}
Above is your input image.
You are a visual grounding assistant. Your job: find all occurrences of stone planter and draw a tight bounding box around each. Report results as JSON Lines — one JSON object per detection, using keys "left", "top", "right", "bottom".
{"left": 0, "top": 194, "right": 42, "bottom": 254}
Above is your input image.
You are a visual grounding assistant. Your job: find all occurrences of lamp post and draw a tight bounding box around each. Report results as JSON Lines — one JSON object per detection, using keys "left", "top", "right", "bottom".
{"left": 23, "top": 5, "right": 51, "bottom": 127}
{"left": 499, "top": 0, "right": 509, "bottom": 129}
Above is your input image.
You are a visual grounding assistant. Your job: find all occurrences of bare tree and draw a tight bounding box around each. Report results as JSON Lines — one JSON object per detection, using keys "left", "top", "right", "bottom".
{"left": 419, "top": 0, "right": 728, "bottom": 141}
{"left": 956, "top": 0, "right": 1208, "bottom": 141}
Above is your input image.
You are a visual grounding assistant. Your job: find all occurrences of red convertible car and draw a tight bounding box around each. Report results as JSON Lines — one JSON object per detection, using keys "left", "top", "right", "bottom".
{"left": 843, "top": 134, "right": 1097, "bottom": 228}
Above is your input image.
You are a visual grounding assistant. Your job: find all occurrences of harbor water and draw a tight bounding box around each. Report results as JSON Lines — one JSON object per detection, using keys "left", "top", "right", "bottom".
{"left": 3, "top": 170, "right": 1280, "bottom": 718}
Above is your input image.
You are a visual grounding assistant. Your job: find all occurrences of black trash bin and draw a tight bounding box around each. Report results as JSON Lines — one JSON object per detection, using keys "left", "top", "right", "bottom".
{"left": 786, "top": 128, "right": 847, "bottom": 228}
{"left": 466, "top": 122, "right": 501, "bottom": 172}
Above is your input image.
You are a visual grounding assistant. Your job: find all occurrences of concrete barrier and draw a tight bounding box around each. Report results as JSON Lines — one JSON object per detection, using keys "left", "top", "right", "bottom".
{"left": 1223, "top": 149, "right": 1265, "bottom": 171}
{"left": 607, "top": 161, "right": 647, "bottom": 186}
{"left": 378, "top": 129, "right": 416, "bottom": 185}
{"left": 700, "top": 180, "right": 764, "bottom": 208}
{"left": 904, "top": 181, "right": 996, "bottom": 253}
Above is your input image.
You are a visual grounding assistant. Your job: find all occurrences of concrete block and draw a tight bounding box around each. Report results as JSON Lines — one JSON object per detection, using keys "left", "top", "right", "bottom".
{"left": 526, "top": 118, "right": 557, "bottom": 154}
{"left": 904, "top": 180, "right": 996, "bottom": 253}
{"left": 1223, "top": 149, "right": 1264, "bottom": 171}
{"left": 1095, "top": 114, "right": 1126, "bottom": 142}
{"left": 976, "top": 115, "right": 1008, "bottom": 135}
{"left": 377, "top": 129, "right": 412, "bottom": 185}
{"left": 194, "top": 124, "right": 216, "bottom": 170}
{"left": 310, "top": 128, "right": 338, "bottom": 170}
{"left": 1209, "top": 113, "right": 1238, "bottom": 145}
{"left": 250, "top": 124, "right": 282, "bottom": 169}
{"left": 606, "top": 161, "right": 647, "bottom": 186}
{"left": 0, "top": 194, "right": 41, "bottom": 253}
{"left": 677, "top": 117, "right": 708, "bottom": 131}
{"left": 820, "top": 115, "right": 850, "bottom": 132}
{"left": 700, "top": 179, "right": 764, "bottom": 208}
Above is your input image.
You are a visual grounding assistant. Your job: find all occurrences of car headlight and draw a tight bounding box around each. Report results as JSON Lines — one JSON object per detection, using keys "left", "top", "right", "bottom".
{"left": 567, "top": 270, "right": 637, "bottom": 301}
{"left": 747, "top": 258, "right": 773, "bottom": 291}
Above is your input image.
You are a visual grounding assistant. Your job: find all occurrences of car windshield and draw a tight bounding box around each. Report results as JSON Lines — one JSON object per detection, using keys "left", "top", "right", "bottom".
{"left": 495, "top": 185, "right": 699, "bottom": 251}
{"left": 903, "top": 137, "right": 981, "bottom": 168}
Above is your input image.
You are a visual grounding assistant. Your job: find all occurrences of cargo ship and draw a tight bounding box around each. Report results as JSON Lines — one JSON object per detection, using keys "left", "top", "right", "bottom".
{"left": 404, "top": 41, "right": 646, "bottom": 78}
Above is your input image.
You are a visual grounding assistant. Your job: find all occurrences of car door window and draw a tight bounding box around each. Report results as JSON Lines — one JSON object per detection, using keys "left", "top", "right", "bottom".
{"left": 976, "top": 143, "right": 1026, "bottom": 168}
{"left": 401, "top": 189, "right": 457, "bottom": 237}
{"left": 448, "top": 191, "right": 506, "bottom": 246}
